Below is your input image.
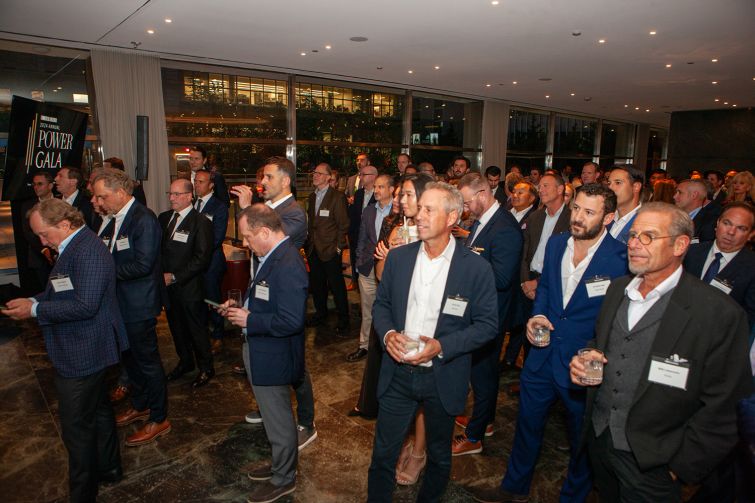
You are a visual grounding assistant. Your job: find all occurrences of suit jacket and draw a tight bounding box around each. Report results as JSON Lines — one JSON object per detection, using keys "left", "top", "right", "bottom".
{"left": 585, "top": 273, "right": 752, "bottom": 484}
{"left": 69, "top": 190, "right": 94, "bottom": 230}
{"left": 245, "top": 238, "right": 308, "bottom": 386}
{"left": 692, "top": 201, "right": 721, "bottom": 242}
{"left": 111, "top": 200, "right": 163, "bottom": 321}
{"left": 34, "top": 227, "right": 128, "bottom": 378}
{"left": 306, "top": 187, "right": 349, "bottom": 262}
{"left": 372, "top": 239, "right": 499, "bottom": 415}
{"left": 528, "top": 232, "right": 628, "bottom": 388}
{"left": 684, "top": 242, "right": 755, "bottom": 327}
{"left": 492, "top": 183, "right": 508, "bottom": 205}
{"left": 21, "top": 197, "right": 51, "bottom": 269}
{"left": 273, "top": 196, "right": 307, "bottom": 250}
{"left": 210, "top": 170, "right": 230, "bottom": 206}
{"left": 133, "top": 183, "right": 147, "bottom": 207}
{"left": 355, "top": 203, "right": 383, "bottom": 276}
{"left": 712, "top": 188, "right": 727, "bottom": 205}
{"left": 519, "top": 203, "right": 571, "bottom": 282}
{"left": 606, "top": 211, "right": 639, "bottom": 245}
{"left": 468, "top": 205, "right": 523, "bottom": 330}
{"left": 159, "top": 208, "right": 214, "bottom": 302}
{"left": 198, "top": 194, "right": 229, "bottom": 275}
{"left": 348, "top": 188, "right": 376, "bottom": 241}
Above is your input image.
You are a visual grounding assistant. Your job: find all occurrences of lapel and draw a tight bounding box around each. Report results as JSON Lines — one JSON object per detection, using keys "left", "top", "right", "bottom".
{"left": 596, "top": 276, "right": 631, "bottom": 349}
{"left": 719, "top": 247, "right": 752, "bottom": 282}
{"left": 321, "top": 187, "right": 335, "bottom": 210}
{"left": 176, "top": 209, "right": 195, "bottom": 233}
{"left": 117, "top": 201, "right": 138, "bottom": 240}
{"left": 394, "top": 242, "right": 421, "bottom": 323}
{"left": 630, "top": 272, "right": 693, "bottom": 406}
{"left": 436, "top": 240, "right": 469, "bottom": 336}
{"left": 199, "top": 195, "right": 214, "bottom": 214}
{"left": 246, "top": 240, "right": 286, "bottom": 302}
{"left": 471, "top": 206, "right": 501, "bottom": 247}
{"left": 563, "top": 233, "right": 614, "bottom": 312}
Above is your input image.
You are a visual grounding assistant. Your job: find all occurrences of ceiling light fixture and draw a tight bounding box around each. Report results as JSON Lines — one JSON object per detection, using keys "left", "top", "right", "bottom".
{"left": 434, "top": 65, "right": 440, "bottom": 70}
{"left": 147, "top": 29, "right": 155, "bottom": 34}
{"left": 545, "top": 95, "right": 550, "bottom": 98}
{"left": 714, "top": 98, "right": 720, "bottom": 102}
{"left": 512, "top": 81, "right": 517, "bottom": 85}
{"left": 300, "top": 52, "right": 306, "bottom": 56}
{"left": 325, "top": 45, "right": 332, "bottom": 50}
{"left": 665, "top": 64, "right": 672, "bottom": 68}
{"left": 711, "top": 58, "right": 718, "bottom": 62}
{"left": 485, "top": 83, "right": 492, "bottom": 87}
{"left": 712, "top": 81, "right": 718, "bottom": 84}
{"left": 649, "top": 30, "right": 657, "bottom": 35}
{"left": 570, "top": 92, "right": 575, "bottom": 96}
{"left": 732, "top": 104, "right": 737, "bottom": 107}
{"left": 724, "top": 101, "right": 728, "bottom": 104}
{"left": 164, "top": 18, "right": 172, "bottom": 23}
{"left": 349, "top": 36, "right": 368, "bottom": 42}
{"left": 598, "top": 39, "right": 606, "bottom": 44}
{"left": 635, "top": 107, "right": 640, "bottom": 110}
{"left": 572, "top": 31, "right": 582, "bottom": 37}
{"left": 645, "top": 109, "right": 650, "bottom": 112}
{"left": 624, "top": 104, "right": 628, "bottom": 108}
{"left": 408, "top": 70, "right": 413, "bottom": 74}
{"left": 491, "top": 0, "right": 500, "bottom": 5}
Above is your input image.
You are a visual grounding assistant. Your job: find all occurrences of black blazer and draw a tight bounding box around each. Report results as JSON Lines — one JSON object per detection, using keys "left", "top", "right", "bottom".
{"left": 348, "top": 188, "right": 376, "bottom": 240}
{"left": 519, "top": 203, "right": 571, "bottom": 281}
{"left": 210, "top": 170, "right": 230, "bottom": 206}
{"left": 69, "top": 190, "right": 94, "bottom": 230}
{"left": 692, "top": 201, "right": 721, "bottom": 242}
{"left": 198, "top": 195, "right": 229, "bottom": 275}
{"left": 684, "top": 242, "right": 755, "bottom": 327}
{"left": 159, "top": 208, "right": 214, "bottom": 302}
{"left": 584, "top": 272, "right": 752, "bottom": 484}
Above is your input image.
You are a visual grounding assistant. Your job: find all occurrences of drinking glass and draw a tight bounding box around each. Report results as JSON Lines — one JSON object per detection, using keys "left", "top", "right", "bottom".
{"left": 227, "top": 289, "right": 242, "bottom": 307}
{"left": 578, "top": 348, "right": 605, "bottom": 385}
{"left": 532, "top": 325, "right": 551, "bottom": 347}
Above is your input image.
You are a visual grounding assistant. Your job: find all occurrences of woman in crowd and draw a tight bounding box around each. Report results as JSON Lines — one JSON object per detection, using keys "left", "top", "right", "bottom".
{"left": 652, "top": 178, "right": 676, "bottom": 203}
{"left": 726, "top": 171, "right": 755, "bottom": 204}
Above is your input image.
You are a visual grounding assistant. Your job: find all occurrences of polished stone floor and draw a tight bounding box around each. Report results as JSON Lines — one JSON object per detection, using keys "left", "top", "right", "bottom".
{"left": 1, "top": 295, "right": 582, "bottom": 503}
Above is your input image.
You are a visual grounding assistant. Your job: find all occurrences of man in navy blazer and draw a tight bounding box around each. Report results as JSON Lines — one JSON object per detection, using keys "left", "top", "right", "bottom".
{"left": 221, "top": 205, "right": 307, "bottom": 503}
{"left": 194, "top": 170, "right": 229, "bottom": 347}
{"left": 92, "top": 169, "right": 170, "bottom": 447}
{"left": 4, "top": 199, "right": 129, "bottom": 501}
{"left": 55, "top": 166, "right": 94, "bottom": 230}
{"left": 347, "top": 165, "right": 378, "bottom": 287}
{"left": 454, "top": 173, "right": 523, "bottom": 456}
{"left": 673, "top": 179, "right": 721, "bottom": 243}
{"left": 606, "top": 164, "right": 644, "bottom": 245}
{"left": 189, "top": 145, "right": 229, "bottom": 206}
{"left": 475, "top": 184, "right": 628, "bottom": 503}
{"left": 367, "top": 182, "right": 499, "bottom": 502}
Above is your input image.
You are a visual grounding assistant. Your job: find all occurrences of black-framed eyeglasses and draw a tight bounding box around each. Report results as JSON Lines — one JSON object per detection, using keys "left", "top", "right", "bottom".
{"left": 627, "top": 231, "right": 678, "bottom": 245}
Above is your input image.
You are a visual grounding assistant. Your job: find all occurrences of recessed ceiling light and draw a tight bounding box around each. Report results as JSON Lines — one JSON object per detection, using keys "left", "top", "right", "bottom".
{"left": 645, "top": 109, "right": 650, "bottom": 112}
{"left": 434, "top": 65, "right": 440, "bottom": 70}
{"left": 349, "top": 36, "right": 368, "bottom": 42}
{"left": 512, "top": 81, "right": 518, "bottom": 85}
{"left": 164, "top": 18, "right": 172, "bottom": 23}
{"left": 491, "top": 0, "right": 499, "bottom": 5}
{"left": 57, "top": 86, "right": 62, "bottom": 90}
{"left": 572, "top": 31, "right": 582, "bottom": 37}
{"left": 635, "top": 107, "right": 640, "bottom": 110}
{"left": 649, "top": 30, "right": 657, "bottom": 35}
{"left": 311, "top": 49, "right": 319, "bottom": 53}
{"left": 712, "top": 81, "right": 718, "bottom": 84}
{"left": 714, "top": 98, "right": 720, "bottom": 102}
{"left": 545, "top": 95, "right": 550, "bottom": 98}
{"left": 300, "top": 52, "right": 306, "bottom": 56}
{"left": 408, "top": 70, "right": 413, "bottom": 74}
{"left": 570, "top": 92, "right": 575, "bottom": 96}
{"left": 538, "top": 77, "right": 552, "bottom": 81}
{"left": 147, "top": 29, "right": 155, "bottom": 34}
{"left": 665, "top": 64, "right": 672, "bottom": 68}
{"left": 711, "top": 58, "right": 718, "bottom": 62}
{"left": 598, "top": 39, "right": 606, "bottom": 44}
{"left": 325, "top": 45, "right": 332, "bottom": 50}
{"left": 732, "top": 104, "right": 737, "bottom": 107}
{"left": 425, "top": 105, "right": 429, "bottom": 108}
{"left": 52, "top": 89, "right": 58, "bottom": 92}
{"left": 485, "top": 83, "right": 491, "bottom": 87}
{"left": 624, "top": 104, "right": 628, "bottom": 108}
{"left": 724, "top": 101, "right": 729, "bottom": 104}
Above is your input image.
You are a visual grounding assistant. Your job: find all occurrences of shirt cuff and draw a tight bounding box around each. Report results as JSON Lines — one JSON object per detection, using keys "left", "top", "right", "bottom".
{"left": 383, "top": 330, "right": 397, "bottom": 346}
{"left": 29, "top": 298, "right": 39, "bottom": 318}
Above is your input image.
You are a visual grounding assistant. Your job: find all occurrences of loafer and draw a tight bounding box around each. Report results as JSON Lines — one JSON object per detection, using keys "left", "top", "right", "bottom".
{"left": 472, "top": 487, "right": 529, "bottom": 503}
{"left": 166, "top": 366, "right": 194, "bottom": 381}
{"left": 247, "top": 463, "right": 273, "bottom": 481}
{"left": 246, "top": 480, "right": 296, "bottom": 503}
{"left": 192, "top": 369, "right": 215, "bottom": 388}
{"left": 98, "top": 466, "right": 123, "bottom": 485}
{"left": 108, "top": 385, "right": 130, "bottom": 404}
{"left": 115, "top": 408, "right": 150, "bottom": 427}
{"left": 125, "top": 420, "right": 171, "bottom": 447}
{"left": 346, "top": 348, "right": 368, "bottom": 362}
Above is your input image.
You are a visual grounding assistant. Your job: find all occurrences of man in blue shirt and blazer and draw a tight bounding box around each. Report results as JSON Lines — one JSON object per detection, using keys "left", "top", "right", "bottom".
{"left": 475, "top": 184, "right": 628, "bottom": 503}
{"left": 221, "top": 204, "right": 308, "bottom": 503}
{"left": 4, "top": 199, "right": 129, "bottom": 502}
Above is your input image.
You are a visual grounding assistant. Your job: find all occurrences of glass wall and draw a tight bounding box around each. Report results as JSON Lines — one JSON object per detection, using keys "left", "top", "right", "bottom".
{"left": 506, "top": 108, "right": 549, "bottom": 173}
{"left": 552, "top": 115, "right": 597, "bottom": 173}
{"left": 647, "top": 129, "right": 668, "bottom": 170}
{"left": 598, "top": 122, "right": 635, "bottom": 169}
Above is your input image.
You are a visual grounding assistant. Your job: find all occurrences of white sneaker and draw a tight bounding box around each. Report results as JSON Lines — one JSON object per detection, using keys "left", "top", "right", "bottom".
{"left": 245, "top": 410, "right": 263, "bottom": 424}
{"left": 297, "top": 424, "right": 317, "bottom": 451}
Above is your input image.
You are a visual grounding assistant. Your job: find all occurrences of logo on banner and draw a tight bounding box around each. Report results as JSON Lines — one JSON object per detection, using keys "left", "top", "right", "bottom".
{"left": 24, "top": 114, "right": 76, "bottom": 172}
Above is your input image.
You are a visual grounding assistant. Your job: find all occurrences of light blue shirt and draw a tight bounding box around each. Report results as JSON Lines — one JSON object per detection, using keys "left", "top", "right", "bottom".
{"left": 375, "top": 201, "right": 392, "bottom": 237}
{"left": 314, "top": 186, "right": 328, "bottom": 214}
{"left": 688, "top": 206, "right": 702, "bottom": 220}
{"left": 31, "top": 226, "right": 85, "bottom": 317}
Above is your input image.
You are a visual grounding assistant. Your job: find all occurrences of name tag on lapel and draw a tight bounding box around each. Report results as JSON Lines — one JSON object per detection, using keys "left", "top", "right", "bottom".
{"left": 173, "top": 231, "right": 189, "bottom": 243}
{"left": 255, "top": 281, "right": 270, "bottom": 301}
{"left": 442, "top": 295, "right": 468, "bottom": 317}
{"left": 585, "top": 276, "right": 611, "bottom": 298}
{"left": 102, "top": 237, "right": 111, "bottom": 248}
{"left": 690, "top": 237, "right": 700, "bottom": 245}
{"left": 319, "top": 209, "right": 330, "bottom": 217}
{"left": 648, "top": 354, "right": 690, "bottom": 390}
{"left": 710, "top": 277, "right": 733, "bottom": 295}
{"left": 116, "top": 237, "right": 130, "bottom": 251}
{"left": 51, "top": 275, "right": 74, "bottom": 292}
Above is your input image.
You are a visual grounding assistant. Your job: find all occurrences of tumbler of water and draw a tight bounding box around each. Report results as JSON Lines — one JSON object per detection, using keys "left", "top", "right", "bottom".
{"left": 578, "top": 348, "right": 604, "bottom": 385}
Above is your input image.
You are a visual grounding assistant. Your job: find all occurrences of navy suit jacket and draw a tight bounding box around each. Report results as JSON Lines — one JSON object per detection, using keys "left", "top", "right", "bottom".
{"left": 692, "top": 201, "right": 721, "bottom": 242}
{"left": 245, "top": 238, "right": 308, "bottom": 386}
{"left": 372, "top": 239, "right": 499, "bottom": 415}
{"left": 35, "top": 227, "right": 128, "bottom": 378}
{"left": 199, "top": 194, "right": 229, "bottom": 275}
{"left": 684, "top": 242, "right": 755, "bottom": 328}
{"left": 468, "top": 205, "right": 523, "bottom": 330}
{"left": 348, "top": 188, "right": 376, "bottom": 239}
{"left": 273, "top": 196, "right": 307, "bottom": 249}
{"left": 607, "top": 211, "right": 639, "bottom": 245}
{"left": 70, "top": 190, "right": 94, "bottom": 231}
{"left": 210, "top": 170, "right": 230, "bottom": 206}
{"left": 355, "top": 203, "right": 383, "bottom": 276}
{"left": 111, "top": 200, "right": 163, "bottom": 321}
{"left": 528, "top": 231, "right": 628, "bottom": 388}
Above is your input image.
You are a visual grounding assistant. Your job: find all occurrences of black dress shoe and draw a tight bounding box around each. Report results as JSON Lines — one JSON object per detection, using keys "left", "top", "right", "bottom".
{"left": 192, "top": 369, "right": 215, "bottom": 388}
{"left": 98, "top": 466, "right": 123, "bottom": 485}
{"left": 346, "top": 348, "right": 368, "bottom": 362}
{"left": 166, "top": 366, "right": 194, "bottom": 381}
{"left": 347, "top": 407, "right": 362, "bottom": 417}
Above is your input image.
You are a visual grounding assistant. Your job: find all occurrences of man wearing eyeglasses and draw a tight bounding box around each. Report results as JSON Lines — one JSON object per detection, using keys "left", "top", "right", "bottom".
{"left": 305, "top": 163, "right": 350, "bottom": 333}
{"left": 568, "top": 202, "right": 751, "bottom": 503}
{"left": 159, "top": 178, "right": 215, "bottom": 388}
{"left": 475, "top": 184, "right": 627, "bottom": 503}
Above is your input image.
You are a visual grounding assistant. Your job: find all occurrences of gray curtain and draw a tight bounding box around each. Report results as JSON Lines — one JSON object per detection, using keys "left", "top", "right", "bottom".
{"left": 481, "top": 101, "right": 510, "bottom": 169}
{"left": 90, "top": 48, "right": 170, "bottom": 213}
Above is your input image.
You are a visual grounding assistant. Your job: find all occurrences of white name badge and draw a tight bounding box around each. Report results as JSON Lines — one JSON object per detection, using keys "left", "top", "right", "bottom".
{"left": 690, "top": 237, "right": 700, "bottom": 245}
{"left": 648, "top": 355, "right": 690, "bottom": 390}
{"left": 51, "top": 275, "right": 74, "bottom": 292}
{"left": 585, "top": 276, "right": 611, "bottom": 298}
{"left": 116, "top": 237, "right": 130, "bottom": 251}
{"left": 319, "top": 209, "right": 330, "bottom": 217}
{"left": 442, "top": 296, "right": 468, "bottom": 317}
{"left": 255, "top": 283, "right": 270, "bottom": 301}
{"left": 102, "top": 237, "right": 111, "bottom": 248}
{"left": 173, "top": 231, "right": 189, "bottom": 243}
{"left": 710, "top": 277, "right": 733, "bottom": 295}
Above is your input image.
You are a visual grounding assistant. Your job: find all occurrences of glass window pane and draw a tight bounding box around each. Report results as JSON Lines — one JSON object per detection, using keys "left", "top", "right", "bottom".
{"left": 599, "top": 122, "right": 634, "bottom": 169}
{"left": 411, "top": 97, "right": 470, "bottom": 147}
{"left": 554, "top": 115, "right": 596, "bottom": 156}
{"left": 647, "top": 129, "right": 667, "bottom": 170}
{"left": 507, "top": 108, "right": 549, "bottom": 153}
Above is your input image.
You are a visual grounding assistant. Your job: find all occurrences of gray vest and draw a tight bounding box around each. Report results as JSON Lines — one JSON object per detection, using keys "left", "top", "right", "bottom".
{"left": 592, "top": 290, "right": 674, "bottom": 451}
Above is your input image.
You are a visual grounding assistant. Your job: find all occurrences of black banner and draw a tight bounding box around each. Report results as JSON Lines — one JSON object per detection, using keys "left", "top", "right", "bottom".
{"left": 2, "top": 95, "right": 88, "bottom": 201}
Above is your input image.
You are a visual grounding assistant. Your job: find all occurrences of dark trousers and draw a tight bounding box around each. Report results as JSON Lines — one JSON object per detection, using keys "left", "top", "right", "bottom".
{"left": 348, "top": 231, "right": 359, "bottom": 285}
{"left": 165, "top": 288, "right": 213, "bottom": 372}
{"left": 356, "top": 326, "right": 383, "bottom": 418}
{"left": 466, "top": 333, "right": 505, "bottom": 441}
{"left": 123, "top": 318, "right": 168, "bottom": 423}
{"left": 367, "top": 365, "right": 456, "bottom": 502}
{"left": 204, "top": 270, "right": 225, "bottom": 339}
{"left": 502, "top": 362, "right": 591, "bottom": 501}
{"left": 588, "top": 430, "right": 681, "bottom": 503}
{"left": 309, "top": 250, "right": 349, "bottom": 326}
{"left": 55, "top": 368, "right": 120, "bottom": 503}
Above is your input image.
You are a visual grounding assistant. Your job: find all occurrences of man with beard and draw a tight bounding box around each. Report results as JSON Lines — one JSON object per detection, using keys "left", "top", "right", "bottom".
{"left": 475, "top": 184, "right": 628, "bottom": 503}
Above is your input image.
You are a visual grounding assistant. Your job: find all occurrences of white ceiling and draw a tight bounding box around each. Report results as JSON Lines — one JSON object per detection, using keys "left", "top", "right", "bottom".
{"left": 1, "top": 0, "right": 754, "bottom": 127}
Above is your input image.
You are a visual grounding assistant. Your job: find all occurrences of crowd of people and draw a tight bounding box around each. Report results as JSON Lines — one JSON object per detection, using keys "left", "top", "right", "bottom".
{"left": 3, "top": 149, "right": 754, "bottom": 503}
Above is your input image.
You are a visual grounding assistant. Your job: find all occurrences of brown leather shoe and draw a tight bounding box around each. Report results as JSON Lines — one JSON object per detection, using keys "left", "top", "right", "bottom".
{"left": 109, "top": 385, "right": 130, "bottom": 404}
{"left": 125, "top": 420, "right": 171, "bottom": 447}
{"left": 210, "top": 339, "right": 223, "bottom": 355}
{"left": 115, "top": 408, "right": 150, "bottom": 427}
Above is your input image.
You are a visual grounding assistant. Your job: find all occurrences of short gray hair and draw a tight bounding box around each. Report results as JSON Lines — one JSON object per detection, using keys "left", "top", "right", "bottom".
{"left": 638, "top": 202, "right": 693, "bottom": 239}
{"left": 424, "top": 181, "right": 464, "bottom": 224}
